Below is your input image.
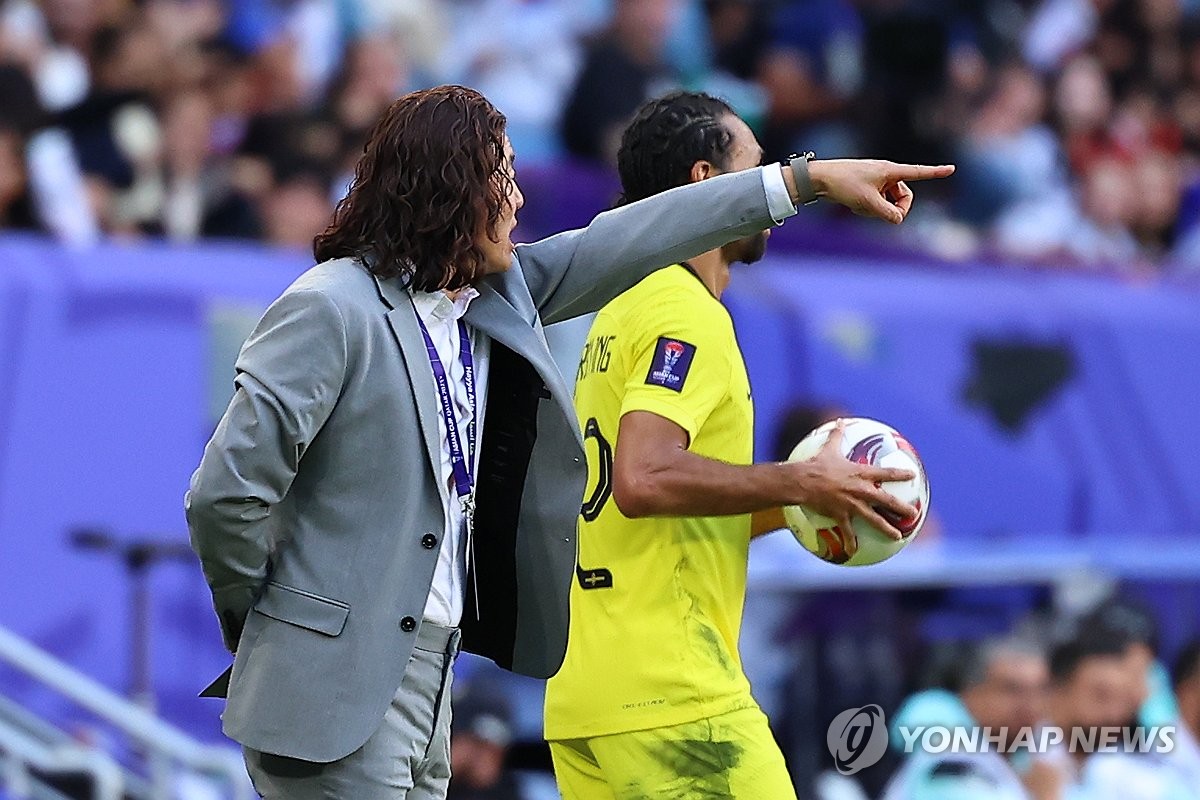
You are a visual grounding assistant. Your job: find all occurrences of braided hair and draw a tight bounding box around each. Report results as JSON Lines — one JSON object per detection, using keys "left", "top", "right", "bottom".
{"left": 616, "top": 91, "right": 736, "bottom": 205}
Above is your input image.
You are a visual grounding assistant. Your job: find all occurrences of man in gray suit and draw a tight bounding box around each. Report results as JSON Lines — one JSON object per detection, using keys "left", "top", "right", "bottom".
{"left": 186, "top": 84, "right": 952, "bottom": 798}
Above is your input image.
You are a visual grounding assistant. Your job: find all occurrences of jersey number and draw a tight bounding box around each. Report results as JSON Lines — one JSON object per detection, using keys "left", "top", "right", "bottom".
{"left": 580, "top": 417, "right": 613, "bottom": 522}
{"left": 577, "top": 418, "right": 615, "bottom": 590}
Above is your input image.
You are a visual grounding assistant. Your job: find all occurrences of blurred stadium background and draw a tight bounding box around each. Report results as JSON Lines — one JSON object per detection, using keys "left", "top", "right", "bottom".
{"left": 1, "top": 0, "right": 1199, "bottom": 798}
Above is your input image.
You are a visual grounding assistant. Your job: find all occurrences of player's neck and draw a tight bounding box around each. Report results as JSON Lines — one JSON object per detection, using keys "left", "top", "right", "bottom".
{"left": 685, "top": 251, "right": 730, "bottom": 299}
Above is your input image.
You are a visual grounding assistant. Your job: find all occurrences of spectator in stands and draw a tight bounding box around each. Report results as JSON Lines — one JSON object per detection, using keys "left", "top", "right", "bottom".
{"left": 0, "top": 64, "right": 44, "bottom": 232}
{"left": 1036, "top": 632, "right": 1139, "bottom": 798}
{"left": 329, "top": 36, "right": 413, "bottom": 136}
{"left": 1054, "top": 54, "right": 1117, "bottom": 175}
{"left": 0, "top": 123, "right": 39, "bottom": 231}
{"left": 1023, "top": 0, "right": 1102, "bottom": 75}
{"left": 247, "top": 37, "right": 307, "bottom": 115}
{"left": 160, "top": 89, "right": 216, "bottom": 241}
{"left": 560, "top": 0, "right": 680, "bottom": 164}
{"left": 881, "top": 637, "right": 1049, "bottom": 800}
{"left": 1070, "top": 601, "right": 1200, "bottom": 797}
{"left": 1179, "top": 27, "right": 1200, "bottom": 150}
{"left": 1, "top": 0, "right": 103, "bottom": 112}
{"left": 447, "top": 687, "right": 525, "bottom": 800}
{"left": 145, "top": 0, "right": 225, "bottom": 62}
{"left": 222, "top": 0, "right": 369, "bottom": 106}
{"left": 981, "top": 52, "right": 1145, "bottom": 268}
{"left": 1169, "top": 640, "right": 1200, "bottom": 790}
{"left": 358, "top": 0, "right": 447, "bottom": 87}
{"left": 1131, "top": 148, "right": 1185, "bottom": 259}
{"left": 1067, "top": 156, "right": 1142, "bottom": 266}
{"left": 324, "top": 35, "right": 414, "bottom": 203}
{"left": 0, "top": 57, "right": 45, "bottom": 135}
{"left": 439, "top": 0, "right": 587, "bottom": 162}
{"left": 230, "top": 110, "right": 340, "bottom": 236}
{"left": 1033, "top": 631, "right": 1193, "bottom": 800}
{"left": 1110, "top": 86, "right": 1184, "bottom": 159}
{"left": 704, "top": 0, "right": 771, "bottom": 84}
{"left": 1077, "top": 596, "right": 1179, "bottom": 729}
{"left": 855, "top": 0, "right": 960, "bottom": 166}
{"left": 993, "top": 153, "right": 1140, "bottom": 267}
{"left": 200, "top": 41, "right": 255, "bottom": 157}
{"left": 957, "top": 63, "right": 1068, "bottom": 227}
{"left": 60, "top": 17, "right": 167, "bottom": 234}
{"left": 159, "top": 87, "right": 267, "bottom": 242}
{"left": 259, "top": 167, "right": 333, "bottom": 249}
{"left": 756, "top": 0, "right": 864, "bottom": 159}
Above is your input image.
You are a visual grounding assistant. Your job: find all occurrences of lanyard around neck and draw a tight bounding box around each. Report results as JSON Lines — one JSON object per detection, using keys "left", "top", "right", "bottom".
{"left": 415, "top": 314, "right": 476, "bottom": 510}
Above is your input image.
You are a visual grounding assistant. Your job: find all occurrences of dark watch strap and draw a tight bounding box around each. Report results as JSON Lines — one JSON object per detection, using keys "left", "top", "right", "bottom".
{"left": 788, "top": 151, "right": 818, "bottom": 206}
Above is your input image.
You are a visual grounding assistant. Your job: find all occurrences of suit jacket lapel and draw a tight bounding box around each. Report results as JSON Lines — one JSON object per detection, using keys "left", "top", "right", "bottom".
{"left": 465, "top": 283, "right": 581, "bottom": 446}
{"left": 373, "top": 275, "right": 443, "bottom": 487}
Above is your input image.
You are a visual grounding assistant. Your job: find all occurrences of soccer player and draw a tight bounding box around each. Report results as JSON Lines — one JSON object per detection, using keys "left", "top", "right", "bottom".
{"left": 543, "top": 91, "right": 928, "bottom": 799}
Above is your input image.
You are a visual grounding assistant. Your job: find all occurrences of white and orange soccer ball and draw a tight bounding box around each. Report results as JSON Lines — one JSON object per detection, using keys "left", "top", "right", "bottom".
{"left": 783, "top": 417, "right": 930, "bottom": 567}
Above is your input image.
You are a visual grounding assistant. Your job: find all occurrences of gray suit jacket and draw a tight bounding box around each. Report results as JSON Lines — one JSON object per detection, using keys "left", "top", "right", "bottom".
{"left": 185, "top": 168, "right": 783, "bottom": 762}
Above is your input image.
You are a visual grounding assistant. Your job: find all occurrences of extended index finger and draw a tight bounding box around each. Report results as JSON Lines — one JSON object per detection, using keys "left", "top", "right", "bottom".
{"left": 887, "top": 163, "right": 956, "bottom": 183}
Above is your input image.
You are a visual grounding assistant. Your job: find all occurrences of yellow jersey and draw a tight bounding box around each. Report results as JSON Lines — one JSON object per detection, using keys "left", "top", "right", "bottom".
{"left": 544, "top": 264, "right": 758, "bottom": 741}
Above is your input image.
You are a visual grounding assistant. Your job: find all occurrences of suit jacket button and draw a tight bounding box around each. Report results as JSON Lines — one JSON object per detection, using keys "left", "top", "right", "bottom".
{"left": 421, "top": 533, "right": 438, "bottom": 549}
{"left": 400, "top": 616, "right": 417, "bottom": 632}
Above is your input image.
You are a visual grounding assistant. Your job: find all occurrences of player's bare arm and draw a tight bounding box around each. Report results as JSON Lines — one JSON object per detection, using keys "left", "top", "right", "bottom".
{"left": 611, "top": 411, "right": 916, "bottom": 540}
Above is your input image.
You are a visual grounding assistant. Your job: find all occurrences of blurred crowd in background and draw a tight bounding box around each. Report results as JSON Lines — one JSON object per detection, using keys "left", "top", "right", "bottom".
{"left": 2, "top": 0, "right": 1200, "bottom": 271}
{"left": 870, "top": 594, "right": 1200, "bottom": 800}
{"left": 442, "top": 589, "right": 1200, "bottom": 800}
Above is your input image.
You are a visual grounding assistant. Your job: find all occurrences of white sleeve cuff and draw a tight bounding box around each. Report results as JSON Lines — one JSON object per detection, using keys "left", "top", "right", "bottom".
{"left": 762, "top": 163, "right": 798, "bottom": 225}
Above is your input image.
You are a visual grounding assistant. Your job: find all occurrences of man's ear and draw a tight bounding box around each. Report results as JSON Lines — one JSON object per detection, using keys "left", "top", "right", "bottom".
{"left": 690, "top": 160, "right": 716, "bottom": 183}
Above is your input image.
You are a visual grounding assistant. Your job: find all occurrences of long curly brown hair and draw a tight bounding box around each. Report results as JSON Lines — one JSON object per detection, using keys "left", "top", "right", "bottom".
{"left": 314, "top": 85, "right": 511, "bottom": 292}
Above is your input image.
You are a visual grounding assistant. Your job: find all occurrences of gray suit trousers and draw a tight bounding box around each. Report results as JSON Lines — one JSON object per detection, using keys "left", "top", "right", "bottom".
{"left": 243, "top": 622, "right": 460, "bottom": 799}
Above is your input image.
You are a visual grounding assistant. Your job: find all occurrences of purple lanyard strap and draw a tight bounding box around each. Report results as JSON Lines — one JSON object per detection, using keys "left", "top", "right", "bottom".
{"left": 415, "top": 315, "right": 476, "bottom": 511}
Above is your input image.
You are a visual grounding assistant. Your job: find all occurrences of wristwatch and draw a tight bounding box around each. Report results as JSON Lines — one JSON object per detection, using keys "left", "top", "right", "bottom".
{"left": 788, "top": 151, "right": 818, "bottom": 206}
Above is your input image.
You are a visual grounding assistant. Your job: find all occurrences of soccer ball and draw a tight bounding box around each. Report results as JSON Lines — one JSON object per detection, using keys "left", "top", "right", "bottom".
{"left": 783, "top": 417, "right": 930, "bottom": 567}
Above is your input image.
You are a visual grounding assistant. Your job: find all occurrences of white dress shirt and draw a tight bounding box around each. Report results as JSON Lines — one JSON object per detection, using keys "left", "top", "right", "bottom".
{"left": 763, "top": 162, "right": 799, "bottom": 224}
{"left": 412, "top": 287, "right": 490, "bottom": 628}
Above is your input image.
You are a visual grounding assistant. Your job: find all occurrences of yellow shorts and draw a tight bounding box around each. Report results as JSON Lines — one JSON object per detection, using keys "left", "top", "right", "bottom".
{"left": 548, "top": 706, "right": 798, "bottom": 800}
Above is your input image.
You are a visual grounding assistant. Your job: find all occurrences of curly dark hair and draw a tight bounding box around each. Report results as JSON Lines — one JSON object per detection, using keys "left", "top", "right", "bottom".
{"left": 616, "top": 91, "right": 735, "bottom": 205}
{"left": 313, "top": 85, "right": 512, "bottom": 292}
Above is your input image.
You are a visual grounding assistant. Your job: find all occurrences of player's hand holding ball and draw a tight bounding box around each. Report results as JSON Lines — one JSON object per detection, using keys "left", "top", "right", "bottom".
{"left": 782, "top": 418, "right": 930, "bottom": 566}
